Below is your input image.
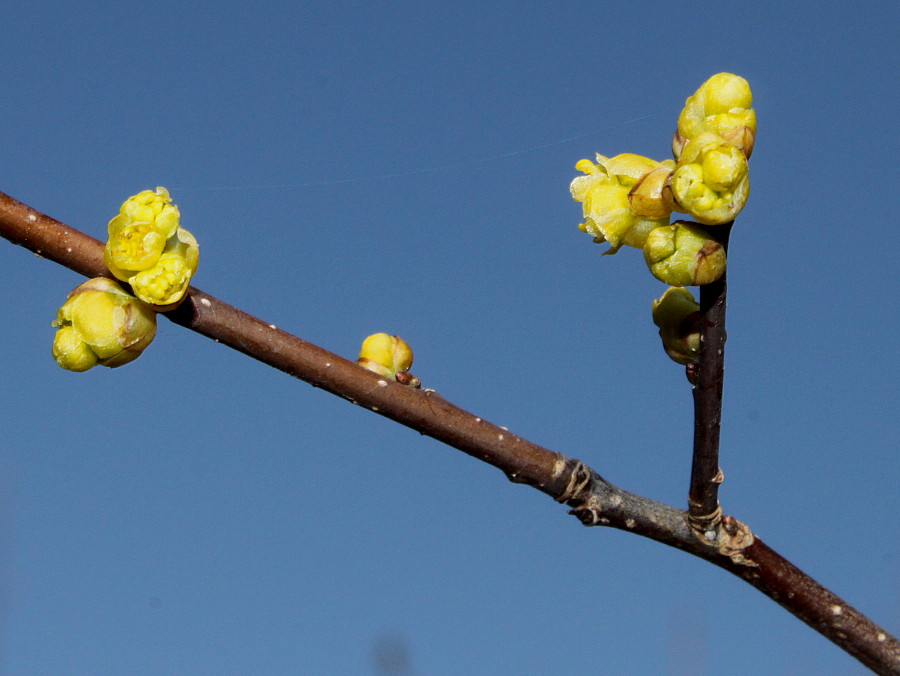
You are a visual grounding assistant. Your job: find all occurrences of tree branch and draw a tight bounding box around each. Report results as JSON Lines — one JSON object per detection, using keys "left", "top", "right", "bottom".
{"left": 1, "top": 191, "right": 897, "bottom": 674}
{"left": 688, "top": 224, "right": 732, "bottom": 535}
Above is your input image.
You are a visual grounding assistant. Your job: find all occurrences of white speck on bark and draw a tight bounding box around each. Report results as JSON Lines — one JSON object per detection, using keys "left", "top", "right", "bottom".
{"left": 377, "top": 380, "right": 388, "bottom": 387}
{"left": 831, "top": 605, "right": 843, "bottom": 616}
{"left": 200, "top": 298, "right": 211, "bottom": 307}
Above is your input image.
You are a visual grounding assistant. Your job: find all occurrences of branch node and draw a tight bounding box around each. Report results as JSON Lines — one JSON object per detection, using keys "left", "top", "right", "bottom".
{"left": 555, "top": 460, "right": 593, "bottom": 504}
{"left": 554, "top": 461, "right": 608, "bottom": 526}
{"left": 688, "top": 502, "right": 722, "bottom": 538}
{"left": 719, "top": 514, "right": 757, "bottom": 566}
{"left": 688, "top": 506, "right": 756, "bottom": 566}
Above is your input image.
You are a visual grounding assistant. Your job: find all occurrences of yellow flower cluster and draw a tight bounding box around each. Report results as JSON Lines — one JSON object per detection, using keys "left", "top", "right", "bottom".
{"left": 673, "top": 72, "right": 756, "bottom": 160}
{"left": 570, "top": 73, "right": 756, "bottom": 287}
{"left": 570, "top": 154, "right": 675, "bottom": 253}
{"left": 104, "top": 187, "right": 199, "bottom": 309}
{"left": 51, "top": 278, "right": 157, "bottom": 372}
{"left": 52, "top": 187, "right": 199, "bottom": 371}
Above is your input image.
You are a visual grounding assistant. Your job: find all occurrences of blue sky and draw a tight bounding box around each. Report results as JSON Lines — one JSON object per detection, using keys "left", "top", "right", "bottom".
{"left": 1, "top": 2, "right": 897, "bottom": 674}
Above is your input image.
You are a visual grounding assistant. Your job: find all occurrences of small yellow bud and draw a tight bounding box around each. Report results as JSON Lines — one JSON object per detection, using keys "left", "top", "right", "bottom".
{"left": 51, "top": 278, "right": 157, "bottom": 371}
{"left": 674, "top": 73, "right": 756, "bottom": 159}
{"left": 628, "top": 166, "right": 676, "bottom": 219}
{"left": 357, "top": 333, "right": 419, "bottom": 386}
{"left": 570, "top": 154, "right": 673, "bottom": 252}
{"left": 129, "top": 228, "right": 199, "bottom": 309}
{"left": 652, "top": 287, "right": 701, "bottom": 365}
{"left": 104, "top": 187, "right": 180, "bottom": 279}
{"left": 643, "top": 222, "right": 726, "bottom": 286}
{"left": 671, "top": 132, "right": 749, "bottom": 225}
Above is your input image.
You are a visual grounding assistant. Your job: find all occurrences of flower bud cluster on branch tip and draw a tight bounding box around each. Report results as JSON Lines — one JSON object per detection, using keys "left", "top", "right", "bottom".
{"left": 51, "top": 278, "right": 157, "bottom": 372}
{"left": 104, "top": 187, "right": 199, "bottom": 310}
{"left": 652, "top": 287, "right": 701, "bottom": 366}
{"left": 569, "top": 72, "right": 754, "bottom": 284}
{"left": 357, "top": 333, "right": 420, "bottom": 387}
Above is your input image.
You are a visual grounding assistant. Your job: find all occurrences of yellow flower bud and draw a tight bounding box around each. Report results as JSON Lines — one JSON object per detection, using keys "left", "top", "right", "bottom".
{"left": 129, "top": 228, "right": 199, "bottom": 309}
{"left": 643, "top": 222, "right": 726, "bottom": 286}
{"left": 628, "top": 166, "right": 676, "bottom": 219}
{"left": 674, "top": 73, "right": 756, "bottom": 159}
{"left": 570, "top": 154, "right": 674, "bottom": 252}
{"left": 652, "top": 286, "right": 701, "bottom": 365}
{"left": 671, "top": 132, "right": 749, "bottom": 225}
{"left": 104, "top": 187, "right": 180, "bottom": 279}
{"left": 51, "top": 278, "right": 157, "bottom": 371}
{"left": 357, "top": 333, "right": 419, "bottom": 385}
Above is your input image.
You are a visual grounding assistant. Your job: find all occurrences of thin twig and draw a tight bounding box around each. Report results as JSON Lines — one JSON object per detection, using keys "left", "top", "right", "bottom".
{"left": 688, "top": 224, "right": 732, "bottom": 536}
{"left": 1, "top": 192, "right": 897, "bottom": 674}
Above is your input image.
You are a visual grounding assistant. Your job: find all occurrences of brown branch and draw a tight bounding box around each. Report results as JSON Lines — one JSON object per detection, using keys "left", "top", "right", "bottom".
{"left": 688, "top": 223, "right": 732, "bottom": 535}
{"left": 1, "top": 191, "right": 897, "bottom": 674}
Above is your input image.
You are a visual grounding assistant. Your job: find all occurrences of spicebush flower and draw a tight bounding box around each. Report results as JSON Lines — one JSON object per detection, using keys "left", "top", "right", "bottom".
{"left": 652, "top": 286, "right": 701, "bottom": 365}
{"left": 104, "top": 187, "right": 180, "bottom": 277}
{"left": 129, "top": 228, "right": 199, "bottom": 310}
{"left": 570, "top": 154, "right": 675, "bottom": 253}
{"left": 673, "top": 72, "right": 756, "bottom": 159}
{"left": 51, "top": 278, "right": 157, "bottom": 372}
{"left": 104, "top": 187, "right": 198, "bottom": 309}
{"left": 671, "top": 132, "right": 749, "bottom": 225}
{"left": 643, "top": 221, "right": 726, "bottom": 286}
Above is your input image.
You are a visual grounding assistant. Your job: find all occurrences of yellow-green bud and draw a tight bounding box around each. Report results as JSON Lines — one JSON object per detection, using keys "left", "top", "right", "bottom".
{"left": 51, "top": 278, "right": 157, "bottom": 371}
{"left": 652, "top": 286, "right": 701, "bottom": 365}
{"left": 570, "top": 154, "right": 674, "bottom": 252}
{"left": 357, "top": 333, "right": 419, "bottom": 386}
{"left": 671, "top": 132, "right": 749, "bottom": 225}
{"left": 674, "top": 73, "right": 756, "bottom": 159}
{"left": 643, "top": 222, "right": 726, "bottom": 286}
{"left": 104, "top": 187, "right": 180, "bottom": 279}
{"left": 129, "top": 227, "right": 199, "bottom": 310}
{"left": 628, "top": 166, "right": 676, "bottom": 219}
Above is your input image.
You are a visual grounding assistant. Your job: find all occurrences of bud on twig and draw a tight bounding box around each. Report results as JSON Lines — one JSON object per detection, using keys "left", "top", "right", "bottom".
{"left": 51, "top": 278, "right": 157, "bottom": 371}
{"left": 357, "top": 333, "right": 420, "bottom": 387}
{"left": 643, "top": 222, "right": 726, "bottom": 286}
{"left": 652, "top": 286, "right": 701, "bottom": 366}
{"left": 671, "top": 132, "right": 749, "bottom": 225}
{"left": 673, "top": 72, "right": 756, "bottom": 160}
{"left": 104, "top": 187, "right": 198, "bottom": 309}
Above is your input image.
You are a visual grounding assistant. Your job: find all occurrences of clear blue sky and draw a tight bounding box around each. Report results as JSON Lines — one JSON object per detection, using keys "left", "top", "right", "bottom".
{"left": 1, "top": 2, "right": 897, "bottom": 674}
